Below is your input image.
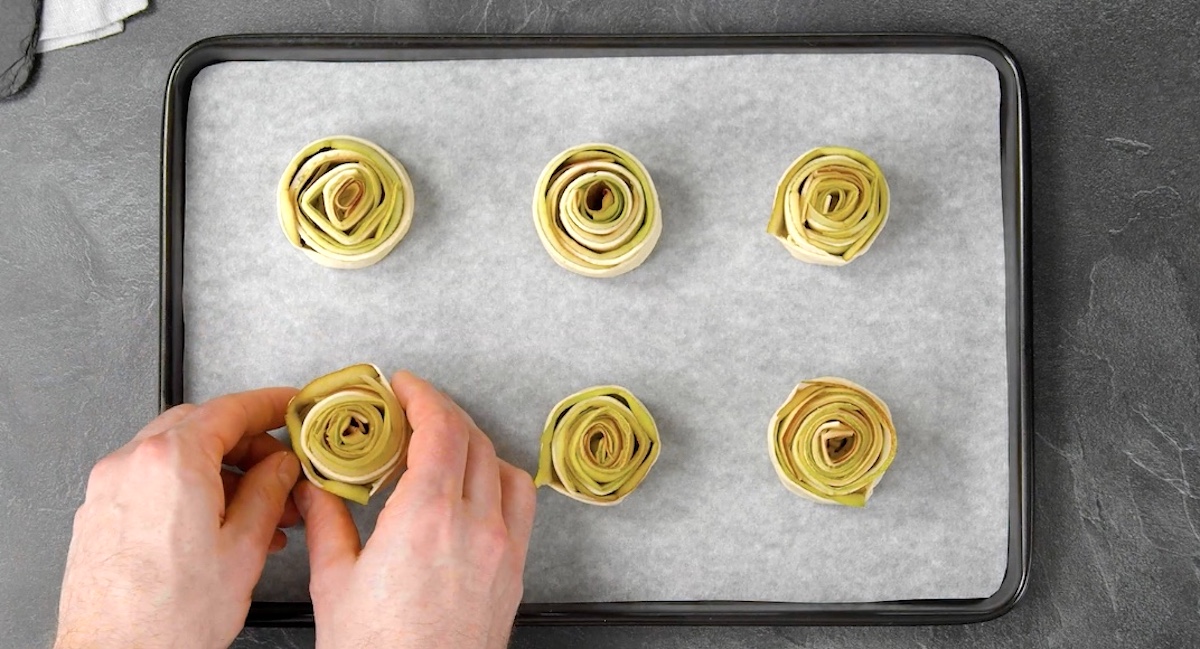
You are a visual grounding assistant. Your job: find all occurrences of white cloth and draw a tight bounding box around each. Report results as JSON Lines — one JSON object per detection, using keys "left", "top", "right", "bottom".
{"left": 37, "top": 0, "right": 149, "bottom": 52}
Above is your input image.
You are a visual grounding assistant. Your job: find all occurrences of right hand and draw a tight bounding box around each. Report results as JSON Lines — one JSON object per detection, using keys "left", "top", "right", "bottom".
{"left": 295, "top": 371, "right": 537, "bottom": 649}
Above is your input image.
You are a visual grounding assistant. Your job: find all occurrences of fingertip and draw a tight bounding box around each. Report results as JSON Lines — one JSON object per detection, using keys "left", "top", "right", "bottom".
{"left": 389, "top": 370, "right": 426, "bottom": 400}
{"left": 183, "top": 386, "right": 301, "bottom": 464}
{"left": 198, "top": 387, "right": 299, "bottom": 424}
{"left": 223, "top": 451, "right": 297, "bottom": 562}
{"left": 295, "top": 481, "right": 361, "bottom": 574}
{"left": 389, "top": 371, "right": 452, "bottom": 412}
{"left": 389, "top": 373, "right": 472, "bottom": 497}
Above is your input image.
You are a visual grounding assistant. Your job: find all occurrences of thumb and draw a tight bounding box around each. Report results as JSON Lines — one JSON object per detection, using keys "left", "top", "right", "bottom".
{"left": 294, "top": 481, "right": 361, "bottom": 597}
{"left": 223, "top": 451, "right": 300, "bottom": 573}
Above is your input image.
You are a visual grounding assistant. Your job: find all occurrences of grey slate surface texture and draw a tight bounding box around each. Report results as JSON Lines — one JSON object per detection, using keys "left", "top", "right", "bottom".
{"left": 0, "top": 1, "right": 1196, "bottom": 648}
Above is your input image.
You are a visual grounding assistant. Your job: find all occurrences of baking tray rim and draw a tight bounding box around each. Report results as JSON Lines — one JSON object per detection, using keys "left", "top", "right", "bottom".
{"left": 159, "top": 32, "right": 1032, "bottom": 627}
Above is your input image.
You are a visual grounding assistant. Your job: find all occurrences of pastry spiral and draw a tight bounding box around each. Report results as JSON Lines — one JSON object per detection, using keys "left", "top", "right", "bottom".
{"left": 532, "top": 143, "right": 662, "bottom": 278}
{"left": 285, "top": 364, "right": 410, "bottom": 504}
{"left": 278, "top": 136, "right": 415, "bottom": 269}
{"left": 768, "top": 377, "right": 897, "bottom": 507}
{"left": 767, "top": 146, "right": 889, "bottom": 266}
{"left": 535, "top": 385, "right": 660, "bottom": 505}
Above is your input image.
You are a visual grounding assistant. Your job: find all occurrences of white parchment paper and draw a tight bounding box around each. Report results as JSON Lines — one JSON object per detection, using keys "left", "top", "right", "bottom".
{"left": 184, "top": 53, "right": 1008, "bottom": 603}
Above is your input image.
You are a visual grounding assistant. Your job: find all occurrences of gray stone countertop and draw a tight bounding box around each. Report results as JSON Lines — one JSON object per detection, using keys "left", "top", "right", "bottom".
{"left": 1, "top": 1, "right": 1197, "bottom": 647}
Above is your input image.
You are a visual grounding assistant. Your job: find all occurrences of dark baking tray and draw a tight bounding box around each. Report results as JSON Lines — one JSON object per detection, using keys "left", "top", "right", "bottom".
{"left": 159, "top": 33, "right": 1031, "bottom": 626}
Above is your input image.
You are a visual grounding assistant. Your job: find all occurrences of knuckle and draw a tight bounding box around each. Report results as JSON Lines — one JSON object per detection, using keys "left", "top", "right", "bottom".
{"left": 480, "top": 433, "right": 496, "bottom": 456}
{"left": 428, "top": 408, "right": 463, "bottom": 437}
{"left": 86, "top": 455, "right": 120, "bottom": 488}
{"left": 474, "top": 434, "right": 497, "bottom": 461}
{"left": 129, "top": 433, "right": 181, "bottom": 468}
{"left": 72, "top": 505, "right": 89, "bottom": 528}
{"left": 163, "top": 403, "right": 198, "bottom": 422}
{"left": 520, "top": 478, "right": 538, "bottom": 508}
{"left": 473, "top": 518, "right": 510, "bottom": 559}
{"left": 453, "top": 402, "right": 480, "bottom": 429}
{"left": 404, "top": 499, "right": 460, "bottom": 545}
{"left": 513, "top": 469, "right": 536, "bottom": 496}
{"left": 394, "top": 520, "right": 445, "bottom": 556}
{"left": 419, "top": 498, "right": 458, "bottom": 524}
{"left": 502, "top": 465, "right": 537, "bottom": 503}
{"left": 184, "top": 400, "right": 220, "bottom": 426}
{"left": 309, "top": 575, "right": 336, "bottom": 604}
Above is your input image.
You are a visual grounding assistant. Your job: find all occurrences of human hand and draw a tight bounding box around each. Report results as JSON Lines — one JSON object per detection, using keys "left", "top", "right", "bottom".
{"left": 55, "top": 389, "right": 303, "bottom": 649}
{"left": 296, "top": 372, "right": 537, "bottom": 649}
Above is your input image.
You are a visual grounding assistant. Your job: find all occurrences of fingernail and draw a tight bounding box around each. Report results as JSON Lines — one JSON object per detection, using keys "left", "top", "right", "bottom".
{"left": 277, "top": 452, "right": 301, "bottom": 487}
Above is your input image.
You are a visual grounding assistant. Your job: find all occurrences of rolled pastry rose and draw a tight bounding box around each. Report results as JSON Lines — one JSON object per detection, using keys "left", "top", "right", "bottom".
{"left": 278, "top": 136, "right": 415, "bottom": 269}
{"left": 768, "top": 377, "right": 897, "bottom": 507}
{"left": 535, "top": 385, "right": 660, "bottom": 505}
{"left": 767, "top": 146, "right": 890, "bottom": 266}
{"left": 532, "top": 143, "right": 662, "bottom": 278}
{"left": 285, "top": 364, "right": 411, "bottom": 505}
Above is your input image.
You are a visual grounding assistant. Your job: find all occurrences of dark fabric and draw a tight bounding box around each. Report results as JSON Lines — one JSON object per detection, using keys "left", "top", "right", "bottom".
{"left": 0, "top": 0, "right": 39, "bottom": 99}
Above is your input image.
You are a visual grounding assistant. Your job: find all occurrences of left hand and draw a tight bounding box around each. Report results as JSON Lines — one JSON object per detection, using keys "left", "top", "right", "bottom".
{"left": 55, "top": 388, "right": 302, "bottom": 649}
